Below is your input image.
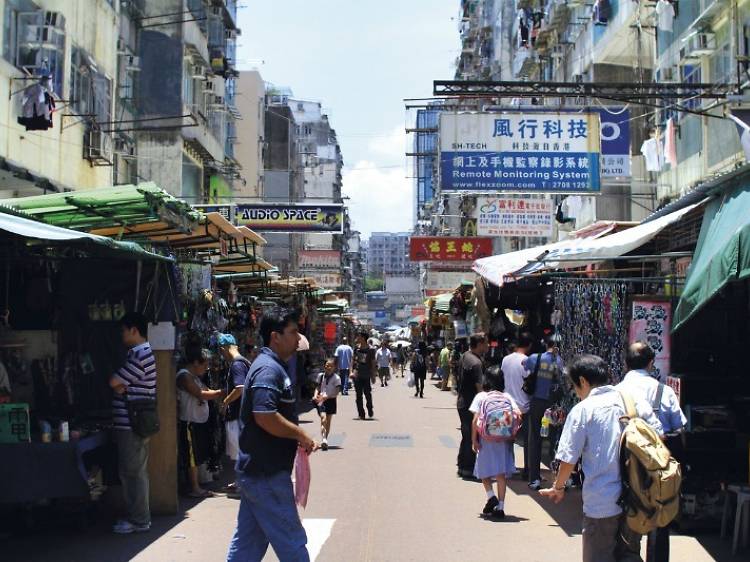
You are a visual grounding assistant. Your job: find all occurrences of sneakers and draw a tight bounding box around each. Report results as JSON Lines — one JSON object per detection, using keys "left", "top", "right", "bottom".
{"left": 113, "top": 519, "right": 151, "bottom": 534}
{"left": 321, "top": 438, "right": 329, "bottom": 451}
{"left": 528, "top": 479, "right": 542, "bottom": 491}
{"left": 482, "top": 496, "right": 499, "bottom": 515}
{"left": 490, "top": 509, "right": 506, "bottom": 520}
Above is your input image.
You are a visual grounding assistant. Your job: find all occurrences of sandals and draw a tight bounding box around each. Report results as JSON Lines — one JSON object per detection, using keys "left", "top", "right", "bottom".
{"left": 187, "top": 489, "right": 214, "bottom": 498}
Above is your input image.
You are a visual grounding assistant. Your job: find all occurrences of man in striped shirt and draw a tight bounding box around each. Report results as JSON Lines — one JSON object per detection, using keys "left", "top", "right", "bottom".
{"left": 109, "top": 312, "right": 157, "bottom": 534}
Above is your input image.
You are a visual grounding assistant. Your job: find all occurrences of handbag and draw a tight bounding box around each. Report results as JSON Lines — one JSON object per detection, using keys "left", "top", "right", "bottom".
{"left": 127, "top": 397, "right": 160, "bottom": 438}
{"left": 522, "top": 353, "right": 543, "bottom": 396}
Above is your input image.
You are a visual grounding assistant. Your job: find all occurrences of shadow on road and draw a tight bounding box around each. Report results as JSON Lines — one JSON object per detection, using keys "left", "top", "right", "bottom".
{"left": 507, "top": 478, "right": 583, "bottom": 537}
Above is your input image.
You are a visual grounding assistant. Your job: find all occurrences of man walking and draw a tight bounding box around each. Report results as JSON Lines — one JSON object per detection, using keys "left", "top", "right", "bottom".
{"left": 352, "top": 332, "right": 376, "bottom": 419}
{"left": 227, "top": 308, "right": 317, "bottom": 562}
{"left": 501, "top": 332, "right": 533, "bottom": 479}
{"left": 334, "top": 337, "right": 353, "bottom": 395}
{"left": 523, "top": 335, "right": 564, "bottom": 490}
{"left": 456, "top": 333, "right": 487, "bottom": 479}
{"left": 218, "top": 333, "right": 252, "bottom": 496}
{"left": 375, "top": 340, "right": 392, "bottom": 387}
{"left": 617, "top": 342, "right": 686, "bottom": 562}
{"left": 109, "top": 312, "right": 156, "bottom": 534}
{"left": 541, "top": 354, "right": 663, "bottom": 562}
{"left": 438, "top": 343, "right": 452, "bottom": 391}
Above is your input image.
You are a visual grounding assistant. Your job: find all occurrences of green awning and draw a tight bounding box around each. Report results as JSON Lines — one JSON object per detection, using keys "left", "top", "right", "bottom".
{"left": 433, "top": 292, "right": 453, "bottom": 313}
{"left": 673, "top": 184, "right": 750, "bottom": 331}
{"left": 0, "top": 183, "right": 200, "bottom": 233}
{"left": 0, "top": 210, "right": 172, "bottom": 262}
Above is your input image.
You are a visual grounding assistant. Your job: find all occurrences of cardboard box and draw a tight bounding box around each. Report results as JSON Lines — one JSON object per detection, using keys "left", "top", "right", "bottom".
{"left": 0, "top": 403, "right": 31, "bottom": 443}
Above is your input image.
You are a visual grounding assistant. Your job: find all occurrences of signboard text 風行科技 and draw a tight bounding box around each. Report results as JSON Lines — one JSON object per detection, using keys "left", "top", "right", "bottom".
{"left": 236, "top": 204, "right": 344, "bottom": 233}
{"left": 439, "top": 112, "right": 601, "bottom": 193}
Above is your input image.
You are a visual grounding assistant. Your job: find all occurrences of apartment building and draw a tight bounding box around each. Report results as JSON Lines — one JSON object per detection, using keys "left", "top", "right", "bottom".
{"left": 367, "top": 232, "right": 414, "bottom": 276}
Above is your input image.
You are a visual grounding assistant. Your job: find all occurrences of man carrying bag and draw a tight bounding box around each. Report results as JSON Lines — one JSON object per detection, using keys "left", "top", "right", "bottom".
{"left": 109, "top": 312, "right": 158, "bottom": 535}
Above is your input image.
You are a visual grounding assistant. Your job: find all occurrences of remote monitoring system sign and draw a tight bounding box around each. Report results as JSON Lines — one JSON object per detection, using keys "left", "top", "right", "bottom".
{"left": 439, "top": 112, "right": 601, "bottom": 194}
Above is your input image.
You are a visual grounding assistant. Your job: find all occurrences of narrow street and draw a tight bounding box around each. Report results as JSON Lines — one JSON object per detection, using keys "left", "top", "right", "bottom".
{"left": 6, "top": 376, "right": 733, "bottom": 562}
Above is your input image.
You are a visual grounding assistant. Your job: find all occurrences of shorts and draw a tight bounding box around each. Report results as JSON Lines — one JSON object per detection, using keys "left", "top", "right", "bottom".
{"left": 178, "top": 420, "right": 210, "bottom": 469}
{"left": 225, "top": 419, "right": 240, "bottom": 461}
{"left": 378, "top": 367, "right": 390, "bottom": 379}
{"left": 316, "top": 398, "right": 337, "bottom": 416}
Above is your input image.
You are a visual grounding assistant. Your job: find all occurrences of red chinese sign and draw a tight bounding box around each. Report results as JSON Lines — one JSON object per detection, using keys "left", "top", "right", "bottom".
{"left": 409, "top": 237, "right": 493, "bottom": 262}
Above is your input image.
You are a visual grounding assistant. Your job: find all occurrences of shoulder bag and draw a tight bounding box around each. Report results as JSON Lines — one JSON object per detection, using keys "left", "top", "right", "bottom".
{"left": 128, "top": 397, "right": 160, "bottom": 438}
{"left": 522, "top": 353, "right": 543, "bottom": 396}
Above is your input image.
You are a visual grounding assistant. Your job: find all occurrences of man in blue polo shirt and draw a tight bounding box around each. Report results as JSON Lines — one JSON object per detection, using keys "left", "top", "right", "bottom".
{"left": 227, "top": 308, "right": 318, "bottom": 562}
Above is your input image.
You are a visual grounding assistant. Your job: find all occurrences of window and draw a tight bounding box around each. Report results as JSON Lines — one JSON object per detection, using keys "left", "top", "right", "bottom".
{"left": 70, "top": 47, "right": 111, "bottom": 126}
{"left": 4, "top": 5, "right": 65, "bottom": 95}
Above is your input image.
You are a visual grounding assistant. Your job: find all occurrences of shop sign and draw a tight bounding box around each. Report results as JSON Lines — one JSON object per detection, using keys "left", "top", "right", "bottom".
{"left": 476, "top": 196, "right": 554, "bottom": 238}
{"left": 236, "top": 204, "right": 344, "bottom": 233}
{"left": 309, "top": 271, "right": 341, "bottom": 289}
{"left": 595, "top": 107, "right": 631, "bottom": 178}
{"left": 410, "top": 306, "right": 426, "bottom": 317}
{"left": 629, "top": 299, "right": 672, "bottom": 381}
{"left": 439, "top": 112, "right": 601, "bottom": 193}
{"left": 299, "top": 250, "right": 341, "bottom": 269}
{"left": 409, "top": 237, "right": 493, "bottom": 262}
{"left": 194, "top": 204, "right": 235, "bottom": 224}
{"left": 424, "top": 270, "right": 476, "bottom": 295}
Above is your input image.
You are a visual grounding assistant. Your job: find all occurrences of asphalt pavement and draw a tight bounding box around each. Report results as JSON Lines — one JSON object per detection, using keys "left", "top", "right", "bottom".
{"left": 4, "top": 372, "right": 737, "bottom": 561}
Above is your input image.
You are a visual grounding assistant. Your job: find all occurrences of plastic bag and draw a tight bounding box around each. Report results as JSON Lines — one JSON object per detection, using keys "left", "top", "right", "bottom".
{"left": 294, "top": 446, "right": 311, "bottom": 509}
{"left": 407, "top": 371, "right": 415, "bottom": 388}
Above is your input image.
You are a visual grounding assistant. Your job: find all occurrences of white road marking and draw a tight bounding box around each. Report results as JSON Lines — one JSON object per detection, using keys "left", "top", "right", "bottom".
{"left": 303, "top": 518, "right": 336, "bottom": 561}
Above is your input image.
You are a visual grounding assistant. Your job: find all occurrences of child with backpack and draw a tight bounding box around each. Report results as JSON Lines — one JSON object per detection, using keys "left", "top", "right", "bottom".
{"left": 312, "top": 358, "right": 341, "bottom": 451}
{"left": 471, "top": 364, "right": 522, "bottom": 519}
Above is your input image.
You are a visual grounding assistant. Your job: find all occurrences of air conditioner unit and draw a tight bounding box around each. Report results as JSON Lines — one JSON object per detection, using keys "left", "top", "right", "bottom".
{"left": 84, "top": 128, "right": 113, "bottom": 166}
{"left": 204, "top": 80, "right": 214, "bottom": 91}
{"left": 684, "top": 32, "right": 716, "bottom": 58}
{"left": 211, "top": 95, "right": 225, "bottom": 105}
{"left": 658, "top": 66, "right": 678, "bottom": 82}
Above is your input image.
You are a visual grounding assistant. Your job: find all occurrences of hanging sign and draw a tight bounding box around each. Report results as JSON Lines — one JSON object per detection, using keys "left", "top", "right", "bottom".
{"left": 410, "top": 237, "right": 492, "bottom": 262}
{"left": 439, "top": 112, "right": 601, "bottom": 193}
{"left": 629, "top": 299, "right": 672, "bottom": 381}
{"left": 476, "top": 196, "right": 554, "bottom": 237}
{"left": 299, "top": 250, "right": 341, "bottom": 269}
{"left": 236, "top": 204, "right": 344, "bottom": 232}
{"left": 595, "top": 107, "right": 631, "bottom": 178}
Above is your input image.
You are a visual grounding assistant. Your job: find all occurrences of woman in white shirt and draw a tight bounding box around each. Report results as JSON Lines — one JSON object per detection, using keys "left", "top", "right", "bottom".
{"left": 177, "top": 348, "right": 224, "bottom": 498}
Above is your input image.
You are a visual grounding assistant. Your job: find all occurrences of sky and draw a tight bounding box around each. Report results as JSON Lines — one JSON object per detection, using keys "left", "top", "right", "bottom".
{"left": 237, "top": 1, "right": 459, "bottom": 239}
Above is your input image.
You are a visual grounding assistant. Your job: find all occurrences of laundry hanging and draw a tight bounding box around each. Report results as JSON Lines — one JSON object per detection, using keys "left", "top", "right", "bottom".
{"left": 594, "top": 0, "right": 612, "bottom": 25}
{"left": 727, "top": 109, "right": 750, "bottom": 162}
{"left": 664, "top": 118, "right": 678, "bottom": 168}
{"left": 17, "top": 79, "right": 55, "bottom": 131}
{"left": 640, "top": 137, "right": 664, "bottom": 172}
{"left": 655, "top": 0, "right": 675, "bottom": 33}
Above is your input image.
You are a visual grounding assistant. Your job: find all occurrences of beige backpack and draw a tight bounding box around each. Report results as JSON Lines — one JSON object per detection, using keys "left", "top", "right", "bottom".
{"left": 618, "top": 391, "right": 682, "bottom": 534}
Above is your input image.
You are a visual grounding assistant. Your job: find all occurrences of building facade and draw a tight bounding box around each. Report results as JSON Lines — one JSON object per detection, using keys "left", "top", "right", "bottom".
{"left": 366, "top": 232, "right": 415, "bottom": 277}
{"left": 234, "top": 69, "right": 265, "bottom": 199}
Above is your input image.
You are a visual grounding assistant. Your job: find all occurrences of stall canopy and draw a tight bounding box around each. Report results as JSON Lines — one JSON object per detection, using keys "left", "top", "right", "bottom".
{"left": 674, "top": 184, "right": 750, "bottom": 331}
{"left": 430, "top": 293, "right": 453, "bottom": 313}
{"left": 0, "top": 209, "right": 171, "bottom": 261}
{"left": 473, "top": 203, "right": 704, "bottom": 287}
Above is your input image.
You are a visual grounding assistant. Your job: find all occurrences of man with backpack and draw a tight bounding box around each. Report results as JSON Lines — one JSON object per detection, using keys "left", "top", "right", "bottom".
{"left": 617, "top": 342, "right": 686, "bottom": 562}
{"left": 522, "top": 335, "right": 564, "bottom": 490}
{"left": 540, "top": 354, "right": 663, "bottom": 562}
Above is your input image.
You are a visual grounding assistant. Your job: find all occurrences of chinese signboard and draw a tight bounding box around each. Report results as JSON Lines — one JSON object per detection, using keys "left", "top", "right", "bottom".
{"left": 309, "top": 271, "right": 342, "bottom": 289}
{"left": 236, "top": 204, "right": 344, "bottom": 233}
{"left": 424, "top": 270, "right": 476, "bottom": 296}
{"left": 596, "top": 107, "right": 631, "bottom": 178}
{"left": 194, "top": 204, "right": 235, "bottom": 223}
{"left": 299, "top": 250, "right": 341, "bottom": 269}
{"left": 629, "top": 299, "right": 671, "bottom": 381}
{"left": 439, "top": 112, "right": 601, "bottom": 193}
{"left": 409, "top": 237, "right": 493, "bottom": 262}
{"left": 476, "top": 196, "right": 554, "bottom": 238}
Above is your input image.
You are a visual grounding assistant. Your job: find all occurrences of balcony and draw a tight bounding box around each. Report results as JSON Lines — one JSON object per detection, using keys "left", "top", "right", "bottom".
{"left": 689, "top": 0, "right": 729, "bottom": 31}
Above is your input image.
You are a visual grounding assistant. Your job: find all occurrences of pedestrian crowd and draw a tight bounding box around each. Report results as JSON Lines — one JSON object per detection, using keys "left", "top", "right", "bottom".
{"left": 107, "top": 307, "right": 686, "bottom": 562}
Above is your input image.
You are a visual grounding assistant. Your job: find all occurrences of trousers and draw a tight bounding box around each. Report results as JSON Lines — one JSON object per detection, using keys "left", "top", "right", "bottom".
{"left": 457, "top": 407, "right": 476, "bottom": 474}
{"left": 582, "top": 514, "right": 643, "bottom": 562}
{"left": 115, "top": 429, "right": 151, "bottom": 526}
{"left": 227, "top": 472, "right": 309, "bottom": 562}
{"left": 354, "top": 377, "right": 373, "bottom": 418}
{"left": 527, "top": 397, "right": 551, "bottom": 483}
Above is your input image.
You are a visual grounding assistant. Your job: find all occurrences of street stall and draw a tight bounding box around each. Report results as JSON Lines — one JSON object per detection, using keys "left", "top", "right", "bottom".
{"left": 0, "top": 208, "right": 177, "bottom": 526}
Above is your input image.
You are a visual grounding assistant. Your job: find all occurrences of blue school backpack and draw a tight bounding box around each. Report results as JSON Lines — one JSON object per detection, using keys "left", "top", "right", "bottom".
{"left": 478, "top": 391, "right": 521, "bottom": 442}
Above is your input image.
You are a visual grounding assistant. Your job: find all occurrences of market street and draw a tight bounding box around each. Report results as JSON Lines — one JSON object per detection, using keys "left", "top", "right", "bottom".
{"left": 5, "top": 376, "right": 733, "bottom": 562}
